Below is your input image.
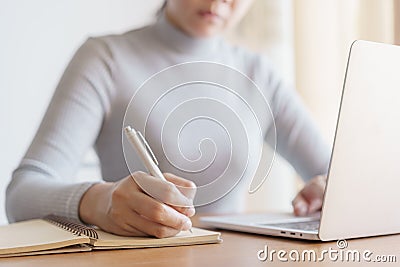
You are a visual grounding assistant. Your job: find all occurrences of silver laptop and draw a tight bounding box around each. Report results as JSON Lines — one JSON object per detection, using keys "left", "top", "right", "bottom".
{"left": 200, "top": 40, "right": 400, "bottom": 241}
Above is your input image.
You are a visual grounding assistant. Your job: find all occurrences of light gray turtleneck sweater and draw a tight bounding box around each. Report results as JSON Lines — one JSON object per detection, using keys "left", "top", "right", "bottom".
{"left": 6, "top": 14, "right": 331, "bottom": 223}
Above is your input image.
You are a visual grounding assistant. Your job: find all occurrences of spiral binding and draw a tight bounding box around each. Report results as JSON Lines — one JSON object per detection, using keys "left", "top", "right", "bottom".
{"left": 44, "top": 214, "right": 99, "bottom": 240}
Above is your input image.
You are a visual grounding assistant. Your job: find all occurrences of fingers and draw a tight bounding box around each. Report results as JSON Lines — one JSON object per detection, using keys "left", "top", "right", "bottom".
{"left": 132, "top": 172, "right": 194, "bottom": 208}
{"left": 292, "top": 194, "right": 308, "bottom": 216}
{"left": 292, "top": 175, "right": 326, "bottom": 216}
{"left": 163, "top": 173, "right": 196, "bottom": 217}
{"left": 163, "top": 172, "right": 197, "bottom": 199}
{"left": 101, "top": 219, "right": 148, "bottom": 237}
{"left": 105, "top": 196, "right": 183, "bottom": 238}
{"left": 102, "top": 173, "right": 193, "bottom": 238}
{"left": 110, "top": 207, "right": 182, "bottom": 238}
{"left": 129, "top": 172, "right": 195, "bottom": 232}
{"left": 128, "top": 211, "right": 182, "bottom": 238}
{"left": 128, "top": 190, "right": 192, "bottom": 231}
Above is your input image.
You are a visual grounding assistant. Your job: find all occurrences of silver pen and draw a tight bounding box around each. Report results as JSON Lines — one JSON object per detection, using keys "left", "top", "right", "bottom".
{"left": 124, "top": 126, "right": 193, "bottom": 234}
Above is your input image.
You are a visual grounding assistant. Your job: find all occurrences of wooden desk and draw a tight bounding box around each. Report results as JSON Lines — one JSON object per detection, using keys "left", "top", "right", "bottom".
{"left": 1, "top": 228, "right": 399, "bottom": 267}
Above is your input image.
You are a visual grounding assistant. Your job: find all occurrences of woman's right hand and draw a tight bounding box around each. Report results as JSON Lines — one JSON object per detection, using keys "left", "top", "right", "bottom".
{"left": 79, "top": 171, "right": 196, "bottom": 238}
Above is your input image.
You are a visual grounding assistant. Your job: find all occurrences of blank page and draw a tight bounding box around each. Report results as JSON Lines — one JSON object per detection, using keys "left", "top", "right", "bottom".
{"left": 0, "top": 219, "right": 90, "bottom": 255}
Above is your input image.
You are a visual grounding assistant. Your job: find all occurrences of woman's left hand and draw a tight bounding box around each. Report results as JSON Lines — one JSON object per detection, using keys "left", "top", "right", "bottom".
{"left": 292, "top": 175, "right": 327, "bottom": 216}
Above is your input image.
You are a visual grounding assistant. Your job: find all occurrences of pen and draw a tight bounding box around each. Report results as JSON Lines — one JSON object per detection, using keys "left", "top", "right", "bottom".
{"left": 124, "top": 126, "right": 165, "bottom": 181}
{"left": 124, "top": 126, "right": 193, "bottom": 234}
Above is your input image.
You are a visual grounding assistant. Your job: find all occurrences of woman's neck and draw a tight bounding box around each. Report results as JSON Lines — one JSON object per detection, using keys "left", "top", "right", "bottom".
{"left": 153, "top": 11, "right": 221, "bottom": 55}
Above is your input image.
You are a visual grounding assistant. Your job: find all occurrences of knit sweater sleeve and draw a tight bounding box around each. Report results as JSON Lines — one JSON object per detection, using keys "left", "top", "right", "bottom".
{"left": 258, "top": 57, "right": 331, "bottom": 181}
{"left": 6, "top": 37, "right": 114, "bottom": 223}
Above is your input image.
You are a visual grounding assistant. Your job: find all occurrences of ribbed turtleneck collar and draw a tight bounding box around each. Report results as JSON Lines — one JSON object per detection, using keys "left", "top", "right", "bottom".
{"left": 152, "top": 12, "right": 221, "bottom": 55}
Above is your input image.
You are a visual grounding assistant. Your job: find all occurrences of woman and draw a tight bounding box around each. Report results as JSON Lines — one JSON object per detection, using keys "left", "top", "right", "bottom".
{"left": 6, "top": 0, "right": 330, "bottom": 238}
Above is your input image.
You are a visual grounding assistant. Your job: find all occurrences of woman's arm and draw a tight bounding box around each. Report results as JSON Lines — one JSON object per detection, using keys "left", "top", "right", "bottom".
{"left": 259, "top": 57, "right": 331, "bottom": 214}
{"left": 6, "top": 37, "right": 114, "bottom": 223}
{"left": 267, "top": 79, "right": 331, "bottom": 181}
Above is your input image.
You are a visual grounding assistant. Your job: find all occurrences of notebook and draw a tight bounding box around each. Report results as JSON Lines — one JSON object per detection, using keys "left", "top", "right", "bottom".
{"left": 0, "top": 215, "right": 222, "bottom": 257}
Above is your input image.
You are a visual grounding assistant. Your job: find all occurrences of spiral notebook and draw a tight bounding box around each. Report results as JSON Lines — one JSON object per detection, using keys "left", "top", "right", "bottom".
{"left": 0, "top": 215, "right": 221, "bottom": 257}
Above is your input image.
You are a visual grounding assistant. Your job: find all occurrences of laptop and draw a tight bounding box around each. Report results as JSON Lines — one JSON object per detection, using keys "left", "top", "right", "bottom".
{"left": 200, "top": 40, "right": 400, "bottom": 241}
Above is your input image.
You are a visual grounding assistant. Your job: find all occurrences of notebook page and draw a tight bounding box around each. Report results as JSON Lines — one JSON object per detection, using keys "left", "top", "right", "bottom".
{"left": 0, "top": 219, "right": 90, "bottom": 255}
{"left": 93, "top": 227, "right": 221, "bottom": 247}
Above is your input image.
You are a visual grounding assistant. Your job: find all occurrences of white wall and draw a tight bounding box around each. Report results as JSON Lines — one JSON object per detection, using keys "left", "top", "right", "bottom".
{"left": 293, "top": 0, "right": 395, "bottom": 144}
{"left": 0, "top": 0, "right": 163, "bottom": 224}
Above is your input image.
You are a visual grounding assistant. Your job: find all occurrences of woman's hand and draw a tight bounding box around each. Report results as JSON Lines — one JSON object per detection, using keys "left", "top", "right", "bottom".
{"left": 79, "top": 171, "right": 196, "bottom": 238}
{"left": 292, "top": 175, "right": 326, "bottom": 216}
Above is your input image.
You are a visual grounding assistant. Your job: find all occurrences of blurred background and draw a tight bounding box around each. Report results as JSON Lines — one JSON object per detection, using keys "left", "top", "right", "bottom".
{"left": 0, "top": 0, "right": 398, "bottom": 224}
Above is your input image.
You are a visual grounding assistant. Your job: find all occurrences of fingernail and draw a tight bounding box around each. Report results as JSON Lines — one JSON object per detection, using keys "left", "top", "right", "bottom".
{"left": 187, "top": 207, "right": 196, "bottom": 217}
{"left": 182, "top": 219, "right": 192, "bottom": 230}
{"left": 295, "top": 203, "right": 307, "bottom": 216}
{"left": 309, "top": 199, "right": 322, "bottom": 212}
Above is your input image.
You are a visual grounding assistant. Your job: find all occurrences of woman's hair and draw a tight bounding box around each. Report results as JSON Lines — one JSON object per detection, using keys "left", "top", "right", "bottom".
{"left": 156, "top": 1, "right": 167, "bottom": 17}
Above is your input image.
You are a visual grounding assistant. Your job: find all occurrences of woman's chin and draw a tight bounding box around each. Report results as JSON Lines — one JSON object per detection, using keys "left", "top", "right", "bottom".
{"left": 188, "top": 26, "right": 223, "bottom": 38}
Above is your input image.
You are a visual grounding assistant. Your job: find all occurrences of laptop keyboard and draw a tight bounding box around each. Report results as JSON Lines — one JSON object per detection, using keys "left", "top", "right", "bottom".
{"left": 262, "top": 220, "right": 320, "bottom": 231}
